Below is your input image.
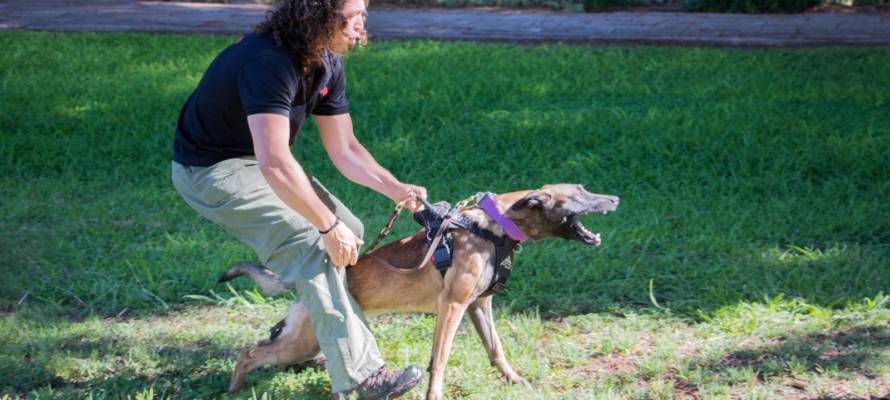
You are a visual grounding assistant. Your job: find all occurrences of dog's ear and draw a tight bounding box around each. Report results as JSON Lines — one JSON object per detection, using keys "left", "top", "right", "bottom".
{"left": 510, "top": 190, "right": 553, "bottom": 211}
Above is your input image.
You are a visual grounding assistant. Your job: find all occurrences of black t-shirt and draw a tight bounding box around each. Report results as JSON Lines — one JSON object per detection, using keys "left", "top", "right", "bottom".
{"left": 172, "top": 32, "right": 349, "bottom": 167}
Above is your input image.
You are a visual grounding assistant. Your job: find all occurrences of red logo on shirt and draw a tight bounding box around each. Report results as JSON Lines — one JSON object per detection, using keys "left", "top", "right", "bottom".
{"left": 319, "top": 86, "right": 329, "bottom": 97}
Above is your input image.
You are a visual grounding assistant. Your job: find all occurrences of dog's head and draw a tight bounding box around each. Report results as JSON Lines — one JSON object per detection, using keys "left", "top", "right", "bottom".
{"left": 499, "top": 184, "right": 619, "bottom": 246}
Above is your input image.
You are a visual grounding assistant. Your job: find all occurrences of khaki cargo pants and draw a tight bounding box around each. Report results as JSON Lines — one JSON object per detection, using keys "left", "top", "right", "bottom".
{"left": 171, "top": 156, "right": 384, "bottom": 393}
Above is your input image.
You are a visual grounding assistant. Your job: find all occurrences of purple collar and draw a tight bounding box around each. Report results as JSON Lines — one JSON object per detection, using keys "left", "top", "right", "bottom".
{"left": 478, "top": 193, "right": 529, "bottom": 243}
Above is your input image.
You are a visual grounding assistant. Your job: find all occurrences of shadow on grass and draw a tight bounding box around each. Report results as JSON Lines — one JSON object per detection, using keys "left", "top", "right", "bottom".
{"left": 0, "top": 314, "right": 332, "bottom": 399}
{"left": 709, "top": 326, "right": 889, "bottom": 377}
{"left": 681, "top": 325, "right": 890, "bottom": 399}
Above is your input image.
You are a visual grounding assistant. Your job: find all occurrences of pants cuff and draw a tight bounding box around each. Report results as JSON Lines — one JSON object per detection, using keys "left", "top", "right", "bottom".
{"left": 331, "top": 357, "right": 386, "bottom": 394}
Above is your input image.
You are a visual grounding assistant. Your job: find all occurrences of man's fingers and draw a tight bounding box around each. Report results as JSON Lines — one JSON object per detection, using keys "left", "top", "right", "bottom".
{"left": 344, "top": 244, "right": 353, "bottom": 266}
{"left": 408, "top": 199, "right": 424, "bottom": 212}
{"left": 337, "top": 243, "right": 350, "bottom": 267}
{"left": 350, "top": 247, "right": 358, "bottom": 265}
{"left": 349, "top": 235, "right": 361, "bottom": 265}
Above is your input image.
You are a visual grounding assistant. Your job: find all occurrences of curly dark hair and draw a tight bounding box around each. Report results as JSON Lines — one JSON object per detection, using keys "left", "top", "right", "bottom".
{"left": 256, "top": 0, "right": 352, "bottom": 75}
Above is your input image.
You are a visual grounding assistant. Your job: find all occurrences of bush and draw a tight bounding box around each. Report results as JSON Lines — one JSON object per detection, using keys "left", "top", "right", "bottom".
{"left": 681, "top": 0, "right": 821, "bottom": 13}
{"left": 581, "top": 0, "right": 646, "bottom": 11}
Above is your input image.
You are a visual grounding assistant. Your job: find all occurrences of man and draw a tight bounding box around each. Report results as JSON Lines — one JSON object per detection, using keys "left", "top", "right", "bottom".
{"left": 170, "top": 0, "right": 425, "bottom": 398}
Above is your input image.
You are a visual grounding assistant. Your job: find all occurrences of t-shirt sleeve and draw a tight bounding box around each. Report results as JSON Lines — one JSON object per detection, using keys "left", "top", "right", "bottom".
{"left": 312, "top": 57, "right": 349, "bottom": 116}
{"left": 238, "top": 55, "right": 298, "bottom": 117}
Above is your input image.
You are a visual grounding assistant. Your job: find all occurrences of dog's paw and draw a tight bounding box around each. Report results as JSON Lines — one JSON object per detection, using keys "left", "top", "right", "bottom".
{"left": 508, "top": 374, "right": 530, "bottom": 387}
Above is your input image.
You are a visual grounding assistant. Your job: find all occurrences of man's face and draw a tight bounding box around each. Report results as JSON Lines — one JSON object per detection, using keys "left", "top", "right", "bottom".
{"left": 328, "top": 0, "right": 367, "bottom": 55}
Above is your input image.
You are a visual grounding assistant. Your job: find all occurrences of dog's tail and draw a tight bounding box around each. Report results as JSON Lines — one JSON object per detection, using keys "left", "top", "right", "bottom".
{"left": 218, "top": 262, "right": 294, "bottom": 296}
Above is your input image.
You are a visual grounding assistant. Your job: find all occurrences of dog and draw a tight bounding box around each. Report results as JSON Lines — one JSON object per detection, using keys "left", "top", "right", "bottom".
{"left": 220, "top": 184, "right": 619, "bottom": 399}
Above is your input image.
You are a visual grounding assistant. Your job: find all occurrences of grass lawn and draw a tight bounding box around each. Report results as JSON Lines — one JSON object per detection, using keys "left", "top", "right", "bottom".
{"left": 1, "top": 32, "right": 888, "bottom": 399}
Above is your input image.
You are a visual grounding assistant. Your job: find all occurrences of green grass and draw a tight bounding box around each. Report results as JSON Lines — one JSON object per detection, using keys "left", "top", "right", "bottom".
{"left": 1, "top": 32, "right": 889, "bottom": 398}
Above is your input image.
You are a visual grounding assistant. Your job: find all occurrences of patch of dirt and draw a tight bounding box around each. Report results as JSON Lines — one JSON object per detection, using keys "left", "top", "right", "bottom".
{"left": 812, "top": 375, "right": 890, "bottom": 400}
{"left": 713, "top": 347, "right": 769, "bottom": 370}
{"left": 557, "top": 322, "right": 889, "bottom": 399}
{"left": 568, "top": 325, "right": 714, "bottom": 398}
{"left": 707, "top": 326, "right": 890, "bottom": 399}
{"left": 678, "top": 338, "right": 706, "bottom": 359}
{"left": 578, "top": 352, "right": 638, "bottom": 377}
{"left": 566, "top": 330, "right": 650, "bottom": 378}
{"left": 633, "top": 333, "right": 657, "bottom": 354}
{"left": 662, "top": 368, "right": 701, "bottom": 399}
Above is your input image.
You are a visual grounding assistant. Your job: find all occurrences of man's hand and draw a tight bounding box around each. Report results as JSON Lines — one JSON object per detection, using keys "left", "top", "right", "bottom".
{"left": 322, "top": 222, "right": 364, "bottom": 268}
{"left": 391, "top": 183, "right": 428, "bottom": 213}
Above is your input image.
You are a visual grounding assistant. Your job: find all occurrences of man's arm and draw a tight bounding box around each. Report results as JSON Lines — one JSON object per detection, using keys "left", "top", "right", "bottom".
{"left": 313, "top": 113, "right": 426, "bottom": 211}
{"left": 247, "top": 113, "right": 361, "bottom": 267}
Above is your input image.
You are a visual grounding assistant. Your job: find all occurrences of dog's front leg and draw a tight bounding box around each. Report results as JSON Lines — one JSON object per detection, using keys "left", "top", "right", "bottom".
{"left": 427, "top": 299, "right": 469, "bottom": 400}
{"left": 468, "top": 296, "right": 528, "bottom": 386}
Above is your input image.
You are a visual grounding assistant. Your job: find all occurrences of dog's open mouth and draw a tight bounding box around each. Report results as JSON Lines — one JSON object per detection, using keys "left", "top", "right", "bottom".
{"left": 567, "top": 214, "right": 603, "bottom": 246}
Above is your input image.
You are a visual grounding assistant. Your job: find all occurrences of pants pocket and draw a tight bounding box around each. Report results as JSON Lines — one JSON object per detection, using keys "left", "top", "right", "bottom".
{"left": 200, "top": 159, "right": 264, "bottom": 206}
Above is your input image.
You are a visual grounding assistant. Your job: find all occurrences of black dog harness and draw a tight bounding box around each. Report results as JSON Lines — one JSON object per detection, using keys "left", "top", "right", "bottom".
{"left": 412, "top": 193, "right": 525, "bottom": 297}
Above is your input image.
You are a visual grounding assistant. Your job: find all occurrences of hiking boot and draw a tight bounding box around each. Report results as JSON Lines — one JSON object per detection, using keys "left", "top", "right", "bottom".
{"left": 347, "top": 364, "right": 424, "bottom": 399}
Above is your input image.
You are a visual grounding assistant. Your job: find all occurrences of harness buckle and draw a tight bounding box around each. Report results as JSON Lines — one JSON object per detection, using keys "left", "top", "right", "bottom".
{"left": 513, "top": 243, "right": 523, "bottom": 254}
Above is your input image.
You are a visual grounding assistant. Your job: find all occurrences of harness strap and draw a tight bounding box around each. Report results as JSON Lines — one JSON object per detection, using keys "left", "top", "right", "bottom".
{"left": 358, "top": 194, "right": 521, "bottom": 297}
{"left": 479, "top": 235, "right": 517, "bottom": 297}
{"left": 368, "top": 254, "right": 423, "bottom": 274}
{"left": 412, "top": 214, "right": 452, "bottom": 270}
{"left": 456, "top": 214, "right": 520, "bottom": 296}
{"left": 424, "top": 212, "right": 519, "bottom": 296}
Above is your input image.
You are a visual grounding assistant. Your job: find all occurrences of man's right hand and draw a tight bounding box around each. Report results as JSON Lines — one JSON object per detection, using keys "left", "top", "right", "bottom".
{"left": 322, "top": 222, "right": 364, "bottom": 268}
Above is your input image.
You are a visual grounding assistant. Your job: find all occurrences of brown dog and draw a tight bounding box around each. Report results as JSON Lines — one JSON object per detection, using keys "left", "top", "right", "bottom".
{"left": 221, "top": 184, "right": 619, "bottom": 399}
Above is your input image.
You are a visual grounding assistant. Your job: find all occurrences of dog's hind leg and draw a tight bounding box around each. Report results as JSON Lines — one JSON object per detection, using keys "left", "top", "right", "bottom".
{"left": 467, "top": 296, "right": 528, "bottom": 386}
{"left": 228, "top": 302, "right": 321, "bottom": 393}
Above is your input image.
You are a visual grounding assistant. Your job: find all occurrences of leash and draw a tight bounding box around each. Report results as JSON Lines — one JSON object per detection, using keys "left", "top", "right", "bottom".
{"left": 360, "top": 193, "right": 478, "bottom": 258}
{"left": 359, "top": 200, "right": 405, "bottom": 258}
